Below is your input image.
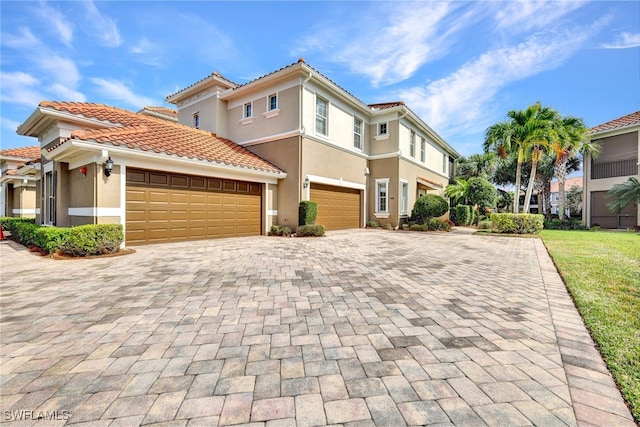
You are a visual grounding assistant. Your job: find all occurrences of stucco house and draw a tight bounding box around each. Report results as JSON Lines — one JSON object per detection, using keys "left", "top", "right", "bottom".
{"left": 0, "top": 146, "right": 41, "bottom": 218}
{"left": 16, "top": 60, "right": 459, "bottom": 245}
{"left": 583, "top": 111, "right": 639, "bottom": 228}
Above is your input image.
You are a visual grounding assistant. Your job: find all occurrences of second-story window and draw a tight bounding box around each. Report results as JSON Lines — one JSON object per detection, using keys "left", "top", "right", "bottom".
{"left": 268, "top": 94, "right": 278, "bottom": 111}
{"left": 316, "top": 96, "right": 328, "bottom": 136}
{"left": 420, "top": 137, "right": 426, "bottom": 162}
{"left": 193, "top": 113, "right": 199, "bottom": 129}
{"left": 353, "top": 117, "right": 362, "bottom": 150}
{"left": 244, "top": 102, "right": 253, "bottom": 119}
{"left": 378, "top": 122, "right": 388, "bottom": 136}
{"left": 410, "top": 131, "right": 416, "bottom": 158}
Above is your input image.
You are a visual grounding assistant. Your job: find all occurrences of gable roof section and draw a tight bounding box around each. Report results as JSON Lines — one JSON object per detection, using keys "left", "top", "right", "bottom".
{"left": 39, "top": 101, "right": 284, "bottom": 174}
{"left": 591, "top": 111, "right": 640, "bottom": 134}
{"left": 138, "top": 106, "right": 178, "bottom": 122}
{"left": 0, "top": 146, "right": 40, "bottom": 161}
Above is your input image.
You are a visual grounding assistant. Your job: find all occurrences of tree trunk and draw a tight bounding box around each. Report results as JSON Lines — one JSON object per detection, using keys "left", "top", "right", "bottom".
{"left": 556, "top": 158, "right": 567, "bottom": 220}
{"left": 513, "top": 147, "right": 524, "bottom": 213}
{"left": 523, "top": 147, "right": 540, "bottom": 213}
{"left": 544, "top": 179, "right": 552, "bottom": 219}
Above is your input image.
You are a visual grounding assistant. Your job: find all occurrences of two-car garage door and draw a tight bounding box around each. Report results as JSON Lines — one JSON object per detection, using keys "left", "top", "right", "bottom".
{"left": 126, "top": 168, "right": 261, "bottom": 245}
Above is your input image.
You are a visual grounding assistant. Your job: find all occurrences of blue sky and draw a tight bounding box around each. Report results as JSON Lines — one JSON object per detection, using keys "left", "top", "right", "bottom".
{"left": 1, "top": 1, "right": 638, "bottom": 157}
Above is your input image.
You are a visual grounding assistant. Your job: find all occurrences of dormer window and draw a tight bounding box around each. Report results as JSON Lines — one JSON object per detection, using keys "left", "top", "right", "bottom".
{"left": 193, "top": 113, "right": 199, "bottom": 129}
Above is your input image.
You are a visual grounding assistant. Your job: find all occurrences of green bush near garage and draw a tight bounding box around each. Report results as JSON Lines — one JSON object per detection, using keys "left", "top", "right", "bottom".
{"left": 1, "top": 217, "right": 123, "bottom": 256}
{"left": 295, "top": 224, "right": 325, "bottom": 237}
{"left": 298, "top": 201, "right": 318, "bottom": 226}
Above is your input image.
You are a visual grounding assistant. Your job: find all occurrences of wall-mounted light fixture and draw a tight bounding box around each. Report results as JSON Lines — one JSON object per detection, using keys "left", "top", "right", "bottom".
{"left": 104, "top": 157, "right": 114, "bottom": 177}
{"left": 80, "top": 166, "right": 87, "bottom": 175}
{"left": 303, "top": 177, "right": 310, "bottom": 188}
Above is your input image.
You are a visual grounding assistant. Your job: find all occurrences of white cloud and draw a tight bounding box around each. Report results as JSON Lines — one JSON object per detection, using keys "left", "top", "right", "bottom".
{"left": 601, "top": 32, "right": 640, "bottom": 49}
{"left": 0, "top": 71, "right": 42, "bottom": 106}
{"left": 83, "top": 0, "right": 122, "bottom": 47}
{"left": 494, "top": 1, "right": 587, "bottom": 33}
{"left": 397, "top": 25, "right": 599, "bottom": 139}
{"left": 90, "top": 78, "right": 155, "bottom": 108}
{"left": 38, "top": 1, "right": 73, "bottom": 46}
{"left": 34, "top": 55, "right": 81, "bottom": 89}
{"left": 1, "top": 117, "right": 23, "bottom": 134}
{"left": 49, "top": 84, "right": 86, "bottom": 102}
{"left": 130, "top": 37, "right": 166, "bottom": 67}
{"left": 1, "top": 27, "right": 40, "bottom": 49}
{"left": 294, "top": 2, "right": 481, "bottom": 87}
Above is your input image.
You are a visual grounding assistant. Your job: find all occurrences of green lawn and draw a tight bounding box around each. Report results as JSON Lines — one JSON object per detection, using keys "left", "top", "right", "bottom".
{"left": 541, "top": 230, "right": 640, "bottom": 422}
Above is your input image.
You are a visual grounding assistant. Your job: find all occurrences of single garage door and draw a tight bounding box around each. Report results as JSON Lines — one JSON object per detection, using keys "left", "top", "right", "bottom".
{"left": 310, "top": 183, "right": 361, "bottom": 230}
{"left": 126, "top": 168, "right": 261, "bottom": 244}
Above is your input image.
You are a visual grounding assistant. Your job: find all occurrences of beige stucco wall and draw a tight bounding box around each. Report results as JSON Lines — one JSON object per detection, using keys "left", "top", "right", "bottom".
{"left": 227, "top": 86, "right": 299, "bottom": 143}
{"left": 266, "top": 183, "right": 278, "bottom": 229}
{"left": 69, "top": 163, "right": 96, "bottom": 208}
{"left": 246, "top": 136, "right": 300, "bottom": 229}
{"left": 369, "top": 119, "right": 400, "bottom": 156}
{"left": 302, "top": 138, "right": 368, "bottom": 185}
{"left": 177, "top": 95, "right": 222, "bottom": 136}
{"left": 56, "top": 162, "right": 70, "bottom": 227}
{"left": 368, "top": 157, "right": 398, "bottom": 227}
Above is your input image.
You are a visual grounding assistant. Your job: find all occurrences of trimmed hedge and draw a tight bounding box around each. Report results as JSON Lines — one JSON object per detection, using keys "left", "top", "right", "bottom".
{"left": 453, "top": 205, "right": 474, "bottom": 226}
{"left": 60, "top": 224, "right": 123, "bottom": 256}
{"left": 408, "top": 219, "right": 451, "bottom": 232}
{"left": 295, "top": 224, "right": 325, "bottom": 237}
{"left": 268, "top": 225, "right": 291, "bottom": 236}
{"left": 490, "top": 213, "right": 544, "bottom": 234}
{"left": 298, "top": 201, "right": 318, "bottom": 226}
{"left": 366, "top": 220, "right": 381, "bottom": 228}
{"left": 543, "top": 219, "right": 588, "bottom": 230}
{"left": 1, "top": 217, "right": 123, "bottom": 256}
{"left": 411, "top": 194, "right": 449, "bottom": 224}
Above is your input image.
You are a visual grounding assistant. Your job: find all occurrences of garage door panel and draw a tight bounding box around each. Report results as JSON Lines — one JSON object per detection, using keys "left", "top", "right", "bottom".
{"left": 126, "top": 169, "right": 261, "bottom": 245}
{"left": 310, "top": 184, "right": 360, "bottom": 230}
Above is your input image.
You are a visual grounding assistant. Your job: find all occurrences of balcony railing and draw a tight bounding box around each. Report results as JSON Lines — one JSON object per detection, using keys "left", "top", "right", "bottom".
{"left": 591, "top": 158, "right": 638, "bottom": 179}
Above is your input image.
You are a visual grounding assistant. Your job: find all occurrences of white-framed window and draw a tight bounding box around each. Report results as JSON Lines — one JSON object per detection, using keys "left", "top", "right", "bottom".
{"left": 268, "top": 94, "right": 278, "bottom": 111}
{"left": 400, "top": 180, "right": 409, "bottom": 214}
{"left": 45, "top": 170, "right": 55, "bottom": 225}
{"left": 315, "top": 96, "right": 328, "bottom": 136}
{"left": 193, "top": 113, "right": 199, "bottom": 129}
{"left": 244, "top": 102, "right": 253, "bottom": 119}
{"left": 420, "top": 137, "right": 426, "bottom": 162}
{"left": 353, "top": 117, "right": 362, "bottom": 150}
{"left": 376, "top": 178, "right": 389, "bottom": 214}
{"left": 378, "top": 122, "right": 388, "bottom": 136}
{"left": 410, "top": 131, "right": 416, "bottom": 158}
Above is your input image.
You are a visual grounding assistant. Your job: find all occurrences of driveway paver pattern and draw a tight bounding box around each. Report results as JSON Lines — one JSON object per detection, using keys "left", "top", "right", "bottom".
{"left": 0, "top": 229, "right": 634, "bottom": 426}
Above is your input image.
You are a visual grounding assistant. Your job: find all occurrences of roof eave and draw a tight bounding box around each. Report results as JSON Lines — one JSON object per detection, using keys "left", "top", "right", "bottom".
{"left": 590, "top": 122, "right": 640, "bottom": 139}
{"left": 166, "top": 74, "right": 238, "bottom": 104}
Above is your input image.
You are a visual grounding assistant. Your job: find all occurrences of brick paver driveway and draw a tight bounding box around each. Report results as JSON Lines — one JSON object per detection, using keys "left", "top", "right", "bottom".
{"left": 0, "top": 229, "right": 634, "bottom": 426}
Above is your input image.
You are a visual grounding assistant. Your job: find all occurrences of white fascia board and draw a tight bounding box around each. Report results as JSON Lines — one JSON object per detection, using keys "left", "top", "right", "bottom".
{"left": 590, "top": 124, "right": 640, "bottom": 140}
{"left": 306, "top": 174, "right": 366, "bottom": 190}
{"left": 369, "top": 151, "right": 401, "bottom": 160}
{"left": 18, "top": 106, "right": 118, "bottom": 137}
{"left": 68, "top": 207, "right": 122, "bottom": 217}
{"left": 51, "top": 139, "right": 286, "bottom": 184}
{"left": 166, "top": 75, "right": 236, "bottom": 104}
{"left": 239, "top": 129, "right": 302, "bottom": 147}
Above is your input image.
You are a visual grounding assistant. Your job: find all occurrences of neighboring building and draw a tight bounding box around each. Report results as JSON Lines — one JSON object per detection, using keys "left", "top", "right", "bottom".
{"left": 16, "top": 59, "right": 459, "bottom": 245}
{"left": 550, "top": 176, "right": 582, "bottom": 217}
{"left": 583, "top": 111, "right": 640, "bottom": 228}
{"left": 0, "top": 146, "right": 41, "bottom": 218}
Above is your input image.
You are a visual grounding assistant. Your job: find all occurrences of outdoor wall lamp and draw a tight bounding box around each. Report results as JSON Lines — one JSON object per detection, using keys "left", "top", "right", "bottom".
{"left": 303, "top": 177, "right": 310, "bottom": 188}
{"left": 104, "top": 157, "right": 114, "bottom": 177}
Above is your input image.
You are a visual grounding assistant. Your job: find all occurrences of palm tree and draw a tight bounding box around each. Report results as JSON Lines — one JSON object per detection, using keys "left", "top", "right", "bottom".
{"left": 485, "top": 102, "right": 558, "bottom": 213}
{"left": 445, "top": 178, "right": 470, "bottom": 205}
{"left": 550, "top": 116, "right": 597, "bottom": 220}
{"left": 607, "top": 177, "right": 640, "bottom": 213}
{"left": 456, "top": 152, "right": 498, "bottom": 181}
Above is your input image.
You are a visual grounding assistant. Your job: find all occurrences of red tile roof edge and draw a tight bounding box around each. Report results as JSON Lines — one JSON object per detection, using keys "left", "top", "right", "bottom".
{"left": 591, "top": 111, "right": 640, "bottom": 134}
{"left": 0, "top": 146, "right": 41, "bottom": 160}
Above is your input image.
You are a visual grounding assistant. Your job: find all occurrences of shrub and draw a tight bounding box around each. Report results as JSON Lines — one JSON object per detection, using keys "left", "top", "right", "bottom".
{"left": 478, "top": 220, "right": 493, "bottom": 230}
{"left": 295, "top": 224, "right": 325, "bottom": 237}
{"left": 411, "top": 194, "right": 448, "bottom": 224}
{"left": 427, "top": 218, "right": 451, "bottom": 231}
{"left": 409, "top": 223, "right": 429, "bottom": 231}
{"left": 298, "top": 201, "right": 318, "bottom": 226}
{"left": 9, "top": 220, "right": 40, "bottom": 246}
{"left": 543, "top": 219, "right": 587, "bottom": 230}
{"left": 467, "top": 177, "right": 497, "bottom": 214}
{"left": 268, "top": 225, "right": 291, "bottom": 236}
{"left": 453, "top": 205, "right": 474, "bottom": 226}
{"left": 33, "top": 227, "right": 70, "bottom": 254}
{"left": 401, "top": 223, "right": 410, "bottom": 230}
{"left": 383, "top": 223, "right": 393, "bottom": 230}
{"left": 366, "top": 220, "right": 380, "bottom": 228}
{"left": 60, "top": 224, "right": 123, "bottom": 256}
{"left": 490, "top": 213, "right": 544, "bottom": 234}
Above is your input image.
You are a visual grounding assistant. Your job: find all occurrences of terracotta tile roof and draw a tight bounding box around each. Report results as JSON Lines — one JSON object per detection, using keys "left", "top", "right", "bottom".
{"left": 139, "top": 106, "right": 178, "bottom": 119}
{"left": 591, "top": 111, "right": 640, "bottom": 133}
{"left": 550, "top": 176, "right": 582, "bottom": 193}
{"left": 166, "top": 71, "right": 238, "bottom": 100}
{"left": 369, "top": 101, "right": 406, "bottom": 110}
{"left": 40, "top": 101, "right": 283, "bottom": 174}
{"left": 0, "top": 146, "right": 40, "bottom": 160}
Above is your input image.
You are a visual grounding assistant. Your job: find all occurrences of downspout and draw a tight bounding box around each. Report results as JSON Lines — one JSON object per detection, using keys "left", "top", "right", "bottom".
{"left": 299, "top": 72, "right": 312, "bottom": 208}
